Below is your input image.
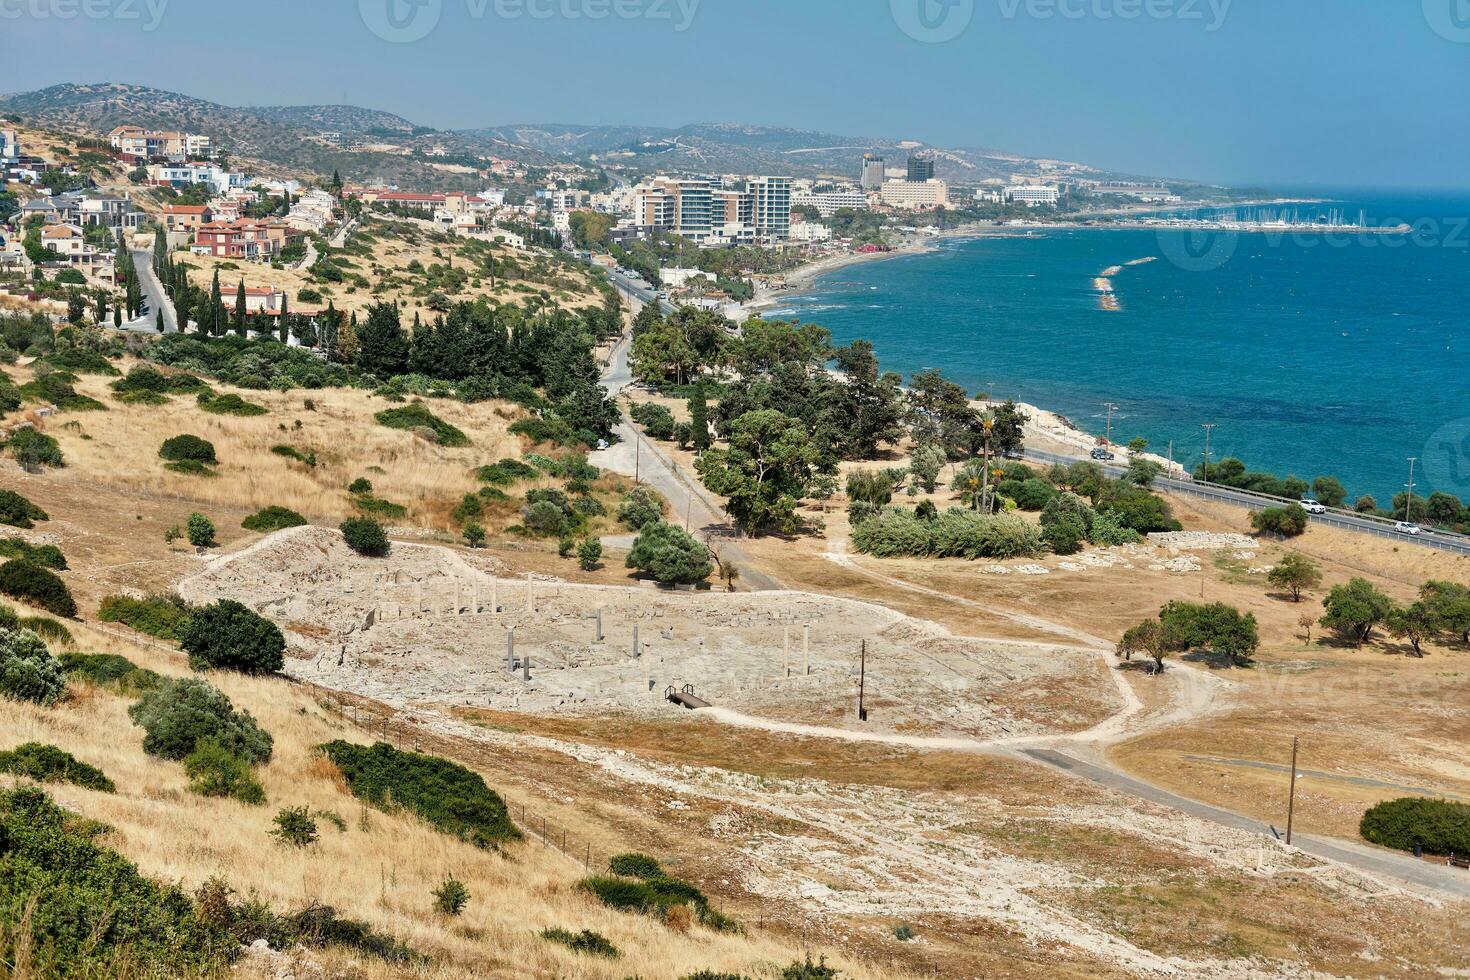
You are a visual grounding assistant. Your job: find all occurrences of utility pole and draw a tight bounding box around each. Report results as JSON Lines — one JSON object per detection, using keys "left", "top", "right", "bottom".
{"left": 857, "top": 640, "right": 868, "bottom": 722}
{"left": 1200, "top": 423, "right": 1217, "bottom": 481}
{"left": 1103, "top": 402, "right": 1119, "bottom": 447}
{"left": 1285, "top": 736, "right": 1300, "bottom": 846}
{"left": 1404, "top": 457, "right": 1418, "bottom": 521}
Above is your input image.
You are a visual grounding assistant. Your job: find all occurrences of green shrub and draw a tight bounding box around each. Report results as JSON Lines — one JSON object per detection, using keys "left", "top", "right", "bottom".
{"left": 58, "top": 651, "right": 163, "bottom": 695}
{"left": 541, "top": 927, "right": 619, "bottom": 958}
{"left": 318, "top": 740, "right": 521, "bottom": 848}
{"left": 270, "top": 805, "right": 318, "bottom": 848}
{"left": 187, "top": 512, "right": 217, "bottom": 548}
{"left": 782, "top": 955, "right": 841, "bottom": 979}
{"left": 607, "top": 852, "right": 664, "bottom": 879}
{"left": 579, "top": 853, "right": 736, "bottom": 932}
{"left": 20, "top": 371, "right": 107, "bottom": 412}
{"left": 243, "top": 505, "right": 308, "bottom": 532}
{"left": 476, "top": 457, "right": 540, "bottom": 485}
{"left": 38, "top": 348, "right": 118, "bottom": 375}
{"left": 98, "top": 593, "right": 193, "bottom": 641}
{"left": 0, "top": 742, "right": 115, "bottom": 792}
{"left": 182, "top": 599, "right": 286, "bottom": 675}
{"left": 374, "top": 402, "right": 469, "bottom": 447}
{"left": 578, "top": 537, "right": 603, "bottom": 571}
{"left": 452, "top": 493, "right": 483, "bottom": 525}
{"left": 626, "top": 522, "right": 711, "bottom": 585}
{"left": 893, "top": 923, "right": 916, "bottom": 941}
{"left": 573, "top": 494, "right": 606, "bottom": 518}
{"left": 341, "top": 517, "right": 390, "bottom": 557}
{"left": 112, "top": 364, "right": 209, "bottom": 400}
{"left": 509, "top": 416, "right": 576, "bottom": 446}
{"left": 851, "top": 509, "right": 1044, "bottom": 561}
{"left": 0, "top": 560, "right": 77, "bottom": 617}
{"left": 20, "top": 616, "right": 72, "bottom": 647}
{"left": 348, "top": 477, "right": 373, "bottom": 495}
{"left": 0, "top": 488, "right": 48, "bottom": 528}
{"left": 630, "top": 402, "right": 676, "bottom": 440}
{"left": 352, "top": 494, "right": 407, "bottom": 519}
{"left": 6, "top": 427, "right": 64, "bottom": 468}
{"left": 0, "top": 537, "right": 67, "bottom": 569}
{"left": 183, "top": 739, "right": 266, "bottom": 804}
{"left": 0, "top": 786, "right": 238, "bottom": 975}
{"left": 433, "top": 875, "right": 470, "bottom": 916}
{"left": 1252, "top": 503, "right": 1309, "bottom": 538}
{"left": 128, "top": 677, "right": 273, "bottom": 763}
{"left": 160, "top": 433, "right": 217, "bottom": 464}
{"left": 1360, "top": 797, "right": 1470, "bottom": 857}
{"left": 164, "top": 458, "right": 216, "bottom": 476}
{"left": 263, "top": 900, "right": 419, "bottom": 963}
{"left": 269, "top": 445, "right": 316, "bottom": 467}
{"left": 198, "top": 392, "right": 267, "bottom": 417}
{"left": 1089, "top": 511, "right": 1144, "bottom": 547}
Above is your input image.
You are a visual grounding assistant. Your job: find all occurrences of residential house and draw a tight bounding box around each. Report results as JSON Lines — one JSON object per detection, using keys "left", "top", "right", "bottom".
{"left": 221, "top": 286, "right": 287, "bottom": 315}
{"left": 109, "top": 126, "right": 212, "bottom": 162}
{"left": 163, "top": 205, "right": 214, "bottom": 234}
{"left": 39, "top": 224, "right": 101, "bottom": 267}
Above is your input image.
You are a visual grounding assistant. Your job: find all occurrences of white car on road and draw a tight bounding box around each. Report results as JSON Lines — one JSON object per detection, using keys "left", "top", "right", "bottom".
{"left": 1394, "top": 522, "right": 1423, "bottom": 536}
{"left": 1299, "top": 499, "right": 1327, "bottom": 514}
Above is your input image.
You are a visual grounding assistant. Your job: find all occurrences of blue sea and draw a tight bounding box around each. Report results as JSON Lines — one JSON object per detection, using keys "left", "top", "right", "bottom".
{"left": 771, "top": 191, "right": 1470, "bottom": 504}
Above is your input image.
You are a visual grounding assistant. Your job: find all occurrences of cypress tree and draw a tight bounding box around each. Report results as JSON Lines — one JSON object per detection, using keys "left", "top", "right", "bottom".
{"left": 690, "top": 382, "right": 710, "bottom": 452}
{"left": 155, "top": 307, "right": 164, "bottom": 332}
{"left": 233, "top": 281, "right": 247, "bottom": 336}
{"left": 112, "top": 304, "right": 121, "bottom": 328}
{"left": 278, "top": 293, "right": 289, "bottom": 344}
{"left": 208, "top": 270, "right": 223, "bottom": 337}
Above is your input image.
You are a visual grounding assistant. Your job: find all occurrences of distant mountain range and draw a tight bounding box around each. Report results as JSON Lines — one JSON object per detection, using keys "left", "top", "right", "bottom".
{"left": 0, "top": 82, "right": 1186, "bottom": 190}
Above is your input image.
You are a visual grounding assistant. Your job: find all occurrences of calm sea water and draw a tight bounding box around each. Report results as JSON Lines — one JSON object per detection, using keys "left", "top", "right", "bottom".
{"left": 771, "top": 191, "right": 1470, "bottom": 504}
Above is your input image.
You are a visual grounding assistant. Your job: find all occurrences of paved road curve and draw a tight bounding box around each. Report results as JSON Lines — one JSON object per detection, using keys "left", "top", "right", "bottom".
{"left": 1023, "top": 748, "right": 1470, "bottom": 900}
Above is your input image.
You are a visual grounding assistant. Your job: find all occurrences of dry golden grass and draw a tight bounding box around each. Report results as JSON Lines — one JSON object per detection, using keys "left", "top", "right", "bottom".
{"left": 0, "top": 615, "right": 914, "bottom": 980}
{"left": 21, "top": 362, "right": 522, "bottom": 529}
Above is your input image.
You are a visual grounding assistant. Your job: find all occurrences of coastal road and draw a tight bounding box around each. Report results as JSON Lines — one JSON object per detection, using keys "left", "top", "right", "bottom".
{"left": 1023, "top": 446, "right": 1470, "bottom": 557}
{"left": 1021, "top": 748, "right": 1470, "bottom": 900}
{"left": 595, "top": 330, "right": 782, "bottom": 592}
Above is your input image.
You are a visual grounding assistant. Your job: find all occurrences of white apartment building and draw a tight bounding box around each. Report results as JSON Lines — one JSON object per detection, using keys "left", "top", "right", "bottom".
{"left": 148, "top": 162, "right": 247, "bottom": 196}
{"left": 0, "top": 130, "right": 17, "bottom": 164}
{"left": 880, "top": 178, "right": 949, "bottom": 210}
{"left": 659, "top": 267, "right": 709, "bottom": 288}
{"left": 790, "top": 220, "right": 832, "bottom": 243}
{"left": 794, "top": 189, "right": 868, "bottom": 218}
{"left": 1005, "top": 185, "right": 1061, "bottom": 206}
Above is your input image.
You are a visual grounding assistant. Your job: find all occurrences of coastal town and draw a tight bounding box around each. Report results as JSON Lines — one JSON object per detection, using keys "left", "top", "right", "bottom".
{"left": 0, "top": 55, "right": 1467, "bottom": 980}
{"left": 1, "top": 109, "right": 1207, "bottom": 335}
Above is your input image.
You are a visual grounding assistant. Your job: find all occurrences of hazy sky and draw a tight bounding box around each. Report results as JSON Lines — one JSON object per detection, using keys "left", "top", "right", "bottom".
{"left": 2, "top": 0, "right": 1467, "bottom": 188}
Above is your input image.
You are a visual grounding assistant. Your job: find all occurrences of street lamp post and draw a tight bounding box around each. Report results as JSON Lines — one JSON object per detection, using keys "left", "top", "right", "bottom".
{"left": 1104, "top": 402, "right": 1119, "bottom": 447}
{"left": 1404, "top": 457, "right": 1418, "bottom": 522}
{"left": 1200, "top": 423, "right": 1217, "bottom": 481}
